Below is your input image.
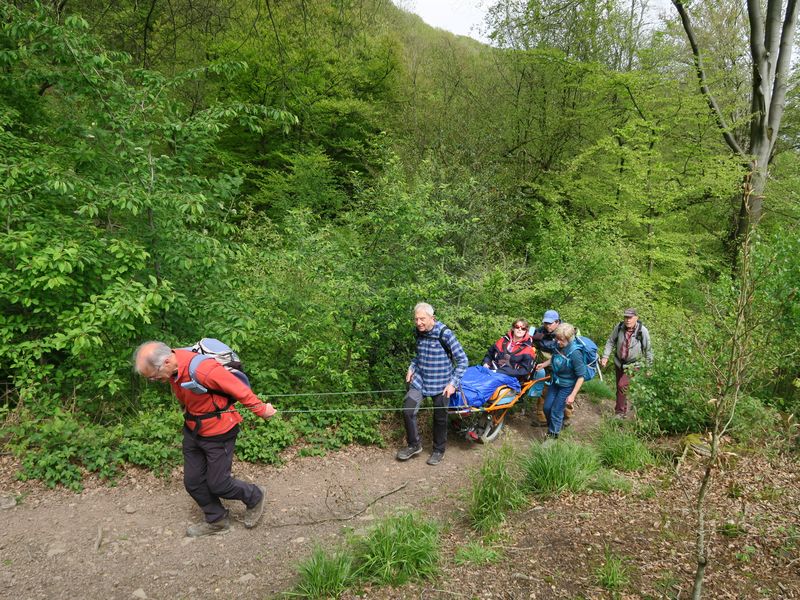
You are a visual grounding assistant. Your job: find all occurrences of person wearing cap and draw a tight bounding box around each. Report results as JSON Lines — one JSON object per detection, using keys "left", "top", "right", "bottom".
{"left": 528, "top": 310, "right": 561, "bottom": 426}
{"left": 600, "top": 308, "right": 653, "bottom": 418}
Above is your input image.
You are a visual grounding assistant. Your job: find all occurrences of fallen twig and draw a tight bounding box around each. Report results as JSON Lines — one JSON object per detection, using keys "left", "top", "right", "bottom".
{"left": 268, "top": 481, "right": 408, "bottom": 528}
{"left": 420, "top": 589, "right": 467, "bottom": 599}
{"left": 93, "top": 526, "right": 103, "bottom": 552}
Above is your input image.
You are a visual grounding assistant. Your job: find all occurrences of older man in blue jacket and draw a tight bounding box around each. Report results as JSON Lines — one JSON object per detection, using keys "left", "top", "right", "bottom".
{"left": 396, "top": 302, "right": 468, "bottom": 466}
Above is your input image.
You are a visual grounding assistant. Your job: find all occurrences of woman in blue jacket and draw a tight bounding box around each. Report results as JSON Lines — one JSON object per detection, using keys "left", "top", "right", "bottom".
{"left": 535, "top": 323, "right": 586, "bottom": 439}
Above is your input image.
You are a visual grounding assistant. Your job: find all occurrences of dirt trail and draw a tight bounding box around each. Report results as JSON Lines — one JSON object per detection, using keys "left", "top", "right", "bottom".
{"left": 0, "top": 400, "right": 603, "bottom": 600}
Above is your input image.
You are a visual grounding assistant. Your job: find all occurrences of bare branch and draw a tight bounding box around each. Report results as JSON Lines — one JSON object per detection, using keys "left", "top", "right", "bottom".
{"left": 764, "top": 0, "right": 783, "bottom": 67}
{"left": 767, "top": 0, "right": 800, "bottom": 153}
{"left": 748, "top": 0, "right": 766, "bottom": 64}
{"left": 672, "top": 1, "right": 746, "bottom": 158}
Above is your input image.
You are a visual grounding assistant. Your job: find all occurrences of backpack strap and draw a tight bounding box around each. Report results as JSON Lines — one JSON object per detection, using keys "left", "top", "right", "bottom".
{"left": 181, "top": 354, "right": 239, "bottom": 439}
{"left": 438, "top": 327, "right": 455, "bottom": 364}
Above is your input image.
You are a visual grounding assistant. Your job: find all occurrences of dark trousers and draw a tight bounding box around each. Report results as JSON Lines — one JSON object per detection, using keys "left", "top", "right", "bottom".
{"left": 615, "top": 365, "right": 631, "bottom": 415}
{"left": 182, "top": 428, "right": 263, "bottom": 523}
{"left": 403, "top": 387, "right": 448, "bottom": 453}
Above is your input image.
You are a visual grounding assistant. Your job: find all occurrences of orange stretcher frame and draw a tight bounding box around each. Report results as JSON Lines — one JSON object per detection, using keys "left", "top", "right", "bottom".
{"left": 449, "top": 374, "right": 551, "bottom": 420}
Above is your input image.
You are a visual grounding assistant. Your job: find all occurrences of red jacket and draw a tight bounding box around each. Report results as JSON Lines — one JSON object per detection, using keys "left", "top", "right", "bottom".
{"left": 483, "top": 331, "right": 536, "bottom": 378}
{"left": 169, "top": 349, "right": 271, "bottom": 437}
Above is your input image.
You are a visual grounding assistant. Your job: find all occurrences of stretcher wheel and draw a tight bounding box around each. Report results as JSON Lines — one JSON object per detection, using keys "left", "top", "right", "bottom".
{"left": 476, "top": 410, "right": 506, "bottom": 443}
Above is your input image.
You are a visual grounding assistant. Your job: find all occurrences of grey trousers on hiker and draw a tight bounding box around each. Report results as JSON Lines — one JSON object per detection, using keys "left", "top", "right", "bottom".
{"left": 182, "top": 428, "right": 263, "bottom": 523}
{"left": 403, "top": 387, "right": 449, "bottom": 453}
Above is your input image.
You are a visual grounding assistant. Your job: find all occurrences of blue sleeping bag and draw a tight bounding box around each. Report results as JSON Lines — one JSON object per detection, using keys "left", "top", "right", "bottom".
{"left": 450, "top": 365, "right": 521, "bottom": 409}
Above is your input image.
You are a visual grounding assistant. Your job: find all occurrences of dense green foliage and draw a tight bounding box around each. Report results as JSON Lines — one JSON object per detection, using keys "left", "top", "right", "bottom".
{"left": 1, "top": 0, "right": 798, "bottom": 486}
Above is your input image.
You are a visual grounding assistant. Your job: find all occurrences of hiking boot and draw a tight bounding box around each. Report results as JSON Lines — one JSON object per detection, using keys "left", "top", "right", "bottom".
{"left": 426, "top": 451, "right": 444, "bottom": 466}
{"left": 186, "top": 515, "right": 231, "bottom": 538}
{"left": 244, "top": 485, "right": 266, "bottom": 529}
{"left": 396, "top": 444, "right": 422, "bottom": 461}
{"left": 531, "top": 419, "right": 548, "bottom": 427}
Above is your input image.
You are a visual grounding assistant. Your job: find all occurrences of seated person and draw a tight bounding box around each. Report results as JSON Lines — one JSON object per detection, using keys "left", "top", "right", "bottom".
{"left": 483, "top": 319, "right": 536, "bottom": 380}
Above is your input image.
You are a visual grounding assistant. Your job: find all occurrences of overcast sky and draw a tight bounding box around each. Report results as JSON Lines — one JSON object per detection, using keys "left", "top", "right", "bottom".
{"left": 397, "top": 0, "right": 674, "bottom": 44}
{"left": 398, "top": 0, "right": 491, "bottom": 42}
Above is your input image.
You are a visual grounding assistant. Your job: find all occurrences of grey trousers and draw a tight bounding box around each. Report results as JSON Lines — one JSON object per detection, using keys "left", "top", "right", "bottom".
{"left": 403, "top": 387, "right": 449, "bottom": 453}
{"left": 182, "top": 428, "right": 263, "bottom": 523}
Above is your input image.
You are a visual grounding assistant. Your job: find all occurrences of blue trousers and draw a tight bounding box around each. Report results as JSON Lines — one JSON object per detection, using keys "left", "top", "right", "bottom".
{"left": 543, "top": 383, "right": 574, "bottom": 435}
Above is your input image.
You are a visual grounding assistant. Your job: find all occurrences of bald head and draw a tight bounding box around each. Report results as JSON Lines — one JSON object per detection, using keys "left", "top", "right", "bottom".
{"left": 134, "top": 341, "right": 175, "bottom": 381}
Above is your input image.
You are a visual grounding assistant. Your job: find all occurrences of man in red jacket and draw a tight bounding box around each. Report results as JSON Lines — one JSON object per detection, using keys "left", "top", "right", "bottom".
{"left": 134, "top": 341, "right": 277, "bottom": 537}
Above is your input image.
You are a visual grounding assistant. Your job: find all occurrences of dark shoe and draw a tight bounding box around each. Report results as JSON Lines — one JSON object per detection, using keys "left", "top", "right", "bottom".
{"left": 426, "top": 451, "right": 444, "bottom": 466}
{"left": 531, "top": 420, "right": 548, "bottom": 427}
{"left": 244, "top": 485, "right": 266, "bottom": 529}
{"left": 396, "top": 444, "right": 422, "bottom": 461}
{"left": 542, "top": 431, "right": 559, "bottom": 448}
{"left": 186, "top": 515, "right": 231, "bottom": 538}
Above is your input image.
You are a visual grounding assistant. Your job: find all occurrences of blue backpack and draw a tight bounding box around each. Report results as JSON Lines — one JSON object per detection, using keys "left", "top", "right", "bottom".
{"left": 567, "top": 335, "right": 600, "bottom": 382}
{"left": 181, "top": 338, "right": 251, "bottom": 394}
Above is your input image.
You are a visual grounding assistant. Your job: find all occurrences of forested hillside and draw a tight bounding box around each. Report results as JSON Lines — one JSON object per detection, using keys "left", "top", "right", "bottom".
{"left": 1, "top": 0, "right": 798, "bottom": 491}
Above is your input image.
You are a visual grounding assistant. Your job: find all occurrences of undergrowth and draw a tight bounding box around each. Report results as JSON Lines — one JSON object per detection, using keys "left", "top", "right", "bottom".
{"left": 594, "top": 419, "right": 654, "bottom": 471}
{"left": 521, "top": 439, "right": 601, "bottom": 496}
{"left": 468, "top": 444, "right": 526, "bottom": 532}
{"left": 293, "top": 512, "right": 440, "bottom": 598}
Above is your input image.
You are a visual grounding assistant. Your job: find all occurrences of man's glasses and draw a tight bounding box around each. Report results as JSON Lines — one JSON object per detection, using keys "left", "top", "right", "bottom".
{"left": 146, "top": 363, "right": 167, "bottom": 381}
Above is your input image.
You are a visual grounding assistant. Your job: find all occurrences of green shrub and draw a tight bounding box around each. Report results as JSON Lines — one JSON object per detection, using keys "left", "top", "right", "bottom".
{"left": 353, "top": 513, "right": 439, "bottom": 585}
{"left": 11, "top": 410, "right": 123, "bottom": 490}
{"left": 118, "top": 408, "right": 183, "bottom": 474}
{"left": 521, "top": 440, "right": 600, "bottom": 497}
{"left": 726, "top": 396, "right": 780, "bottom": 443}
{"left": 294, "top": 547, "right": 354, "bottom": 599}
{"left": 235, "top": 413, "right": 297, "bottom": 464}
{"left": 467, "top": 444, "right": 526, "bottom": 532}
{"left": 629, "top": 341, "right": 710, "bottom": 435}
{"left": 594, "top": 420, "right": 654, "bottom": 471}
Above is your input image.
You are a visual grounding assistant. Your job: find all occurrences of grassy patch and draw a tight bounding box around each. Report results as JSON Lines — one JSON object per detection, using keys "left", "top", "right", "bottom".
{"left": 521, "top": 439, "right": 600, "bottom": 497}
{"left": 293, "top": 513, "right": 441, "bottom": 597}
{"left": 453, "top": 540, "right": 502, "bottom": 566}
{"left": 589, "top": 468, "right": 633, "bottom": 493}
{"left": 594, "top": 420, "right": 654, "bottom": 471}
{"left": 468, "top": 444, "right": 526, "bottom": 532}
{"left": 595, "top": 546, "right": 631, "bottom": 592}
{"left": 353, "top": 513, "right": 439, "bottom": 585}
{"left": 294, "top": 547, "right": 354, "bottom": 599}
{"left": 581, "top": 378, "right": 615, "bottom": 402}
